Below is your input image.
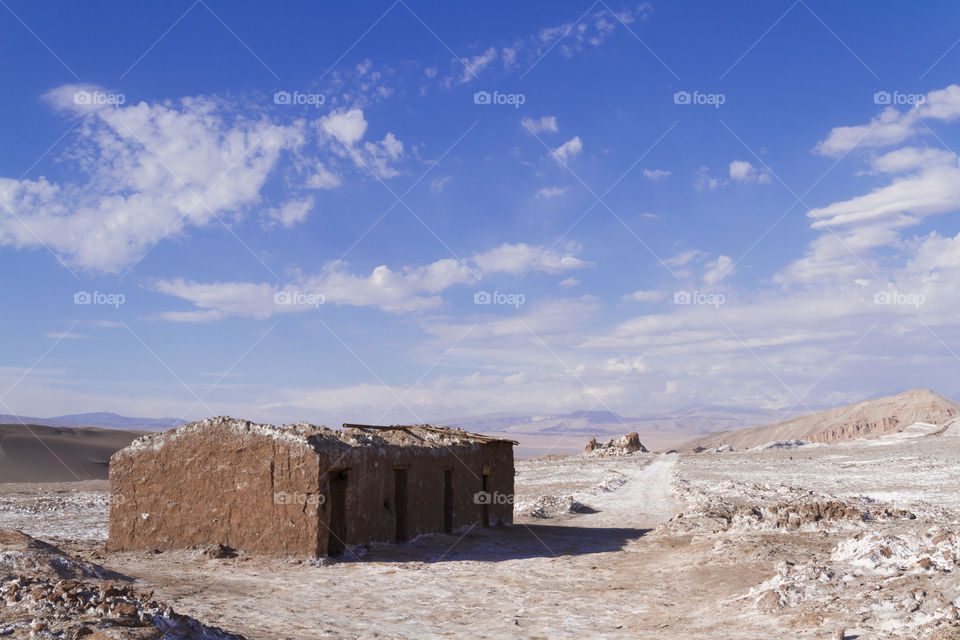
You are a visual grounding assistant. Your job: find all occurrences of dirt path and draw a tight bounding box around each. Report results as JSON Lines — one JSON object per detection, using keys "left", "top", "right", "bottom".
{"left": 580, "top": 455, "right": 678, "bottom": 528}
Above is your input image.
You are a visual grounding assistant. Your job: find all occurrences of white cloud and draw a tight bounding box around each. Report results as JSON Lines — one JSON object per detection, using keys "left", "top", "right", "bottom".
{"left": 622, "top": 289, "right": 665, "bottom": 303}
{"left": 729, "top": 160, "right": 770, "bottom": 184}
{"left": 44, "top": 331, "right": 88, "bottom": 339}
{"left": 155, "top": 243, "right": 590, "bottom": 318}
{"left": 263, "top": 198, "right": 313, "bottom": 229}
{"left": 429, "top": 176, "right": 451, "bottom": 194}
{"left": 815, "top": 85, "right": 960, "bottom": 157}
{"left": 305, "top": 161, "right": 342, "bottom": 189}
{"left": 869, "top": 147, "right": 956, "bottom": 174}
{"left": 808, "top": 162, "right": 960, "bottom": 231}
{"left": 521, "top": 116, "right": 558, "bottom": 135}
{"left": 703, "top": 255, "right": 735, "bottom": 284}
{"left": 559, "top": 277, "right": 580, "bottom": 288}
{"left": 695, "top": 167, "right": 721, "bottom": 191}
{"left": 319, "top": 108, "right": 367, "bottom": 146}
{"left": 535, "top": 186, "right": 568, "bottom": 198}
{"left": 316, "top": 108, "right": 404, "bottom": 179}
{"left": 642, "top": 169, "right": 671, "bottom": 181}
{"left": 0, "top": 84, "right": 303, "bottom": 272}
{"left": 471, "top": 242, "right": 590, "bottom": 275}
{"left": 664, "top": 249, "right": 703, "bottom": 268}
{"left": 551, "top": 136, "right": 582, "bottom": 165}
{"left": 460, "top": 47, "right": 498, "bottom": 83}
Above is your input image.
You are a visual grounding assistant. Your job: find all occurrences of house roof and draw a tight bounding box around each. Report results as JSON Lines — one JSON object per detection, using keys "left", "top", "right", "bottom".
{"left": 117, "top": 416, "right": 516, "bottom": 458}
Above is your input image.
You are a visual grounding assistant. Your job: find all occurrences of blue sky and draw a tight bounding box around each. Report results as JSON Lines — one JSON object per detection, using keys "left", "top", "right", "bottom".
{"left": 2, "top": 1, "right": 960, "bottom": 427}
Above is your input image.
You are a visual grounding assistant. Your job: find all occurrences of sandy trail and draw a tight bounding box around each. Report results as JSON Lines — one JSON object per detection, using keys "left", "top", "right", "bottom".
{"left": 581, "top": 455, "right": 678, "bottom": 528}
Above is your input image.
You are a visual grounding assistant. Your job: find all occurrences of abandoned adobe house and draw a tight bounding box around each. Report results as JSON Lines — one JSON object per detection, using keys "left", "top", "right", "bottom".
{"left": 107, "top": 416, "right": 516, "bottom": 556}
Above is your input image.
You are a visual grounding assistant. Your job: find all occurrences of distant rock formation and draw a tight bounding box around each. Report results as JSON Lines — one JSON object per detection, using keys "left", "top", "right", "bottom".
{"left": 676, "top": 389, "right": 960, "bottom": 453}
{"left": 584, "top": 432, "right": 648, "bottom": 456}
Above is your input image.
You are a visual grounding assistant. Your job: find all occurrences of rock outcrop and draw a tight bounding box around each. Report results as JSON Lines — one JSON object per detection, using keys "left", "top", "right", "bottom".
{"left": 584, "top": 432, "right": 647, "bottom": 456}
{"left": 676, "top": 390, "right": 960, "bottom": 452}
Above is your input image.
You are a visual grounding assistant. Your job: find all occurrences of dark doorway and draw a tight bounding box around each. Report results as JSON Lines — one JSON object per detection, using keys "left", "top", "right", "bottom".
{"left": 327, "top": 470, "right": 348, "bottom": 556}
{"left": 394, "top": 467, "right": 408, "bottom": 543}
{"left": 481, "top": 470, "right": 490, "bottom": 528}
{"left": 443, "top": 469, "right": 453, "bottom": 533}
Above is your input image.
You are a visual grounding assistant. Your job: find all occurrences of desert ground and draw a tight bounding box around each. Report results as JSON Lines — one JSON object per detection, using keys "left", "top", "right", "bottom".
{"left": 3, "top": 432, "right": 960, "bottom": 639}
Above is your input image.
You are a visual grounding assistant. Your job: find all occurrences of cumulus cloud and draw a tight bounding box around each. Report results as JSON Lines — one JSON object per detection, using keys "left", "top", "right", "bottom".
{"left": 154, "top": 242, "right": 590, "bottom": 319}
{"left": 263, "top": 198, "right": 313, "bottom": 229}
{"left": 0, "top": 84, "right": 302, "bottom": 273}
{"left": 316, "top": 108, "right": 404, "bottom": 179}
{"left": 728, "top": 160, "right": 770, "bottom": 184}
{"left": 551, "top": 136, "right": 583, "bottom": 165}
{"left": 305, "top": 161, "right": 342, "bottom": 189}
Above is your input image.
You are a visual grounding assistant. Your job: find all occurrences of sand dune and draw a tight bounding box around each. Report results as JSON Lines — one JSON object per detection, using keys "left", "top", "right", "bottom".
{"left": 0, "top": 424, "right": 147, "bottom": 483}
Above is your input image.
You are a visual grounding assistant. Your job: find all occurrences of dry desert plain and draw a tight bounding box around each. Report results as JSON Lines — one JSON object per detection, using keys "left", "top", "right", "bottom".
{"left": 2, "top": 429, "right": 960, "bottom": 639}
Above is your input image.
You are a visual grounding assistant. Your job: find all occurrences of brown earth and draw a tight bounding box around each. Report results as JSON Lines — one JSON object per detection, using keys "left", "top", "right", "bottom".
{"left": 0, "top": 424, "right": 147, "bottom": 483}
{"left": 676, "top": 389, "right": 960, "bottom": 452}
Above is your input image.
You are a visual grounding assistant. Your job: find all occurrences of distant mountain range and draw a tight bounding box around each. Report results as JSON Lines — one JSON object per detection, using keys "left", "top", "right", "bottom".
{"left": 0, "top": 412, "right": 181, "bottom": 432}
{"left": 438, "top": 404, "right": 794, "bottom": 451}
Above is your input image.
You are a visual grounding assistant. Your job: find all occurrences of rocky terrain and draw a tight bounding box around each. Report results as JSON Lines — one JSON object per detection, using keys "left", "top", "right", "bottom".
{"left": 676, "top": 389, "right": 960, "bottom": 452}
{"left": 1, "top": 417, "right": 960, "bottom": 638}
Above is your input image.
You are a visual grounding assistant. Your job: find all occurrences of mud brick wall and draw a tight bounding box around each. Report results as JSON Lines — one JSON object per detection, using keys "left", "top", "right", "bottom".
{"left": 108, "top": 419, "right": 515, "bottom": 556}
{"left": 108, "top": 426, "right": 323, "bottom": 555}
{"left": 316, "top": 441, "right": 514, "bottom": 554}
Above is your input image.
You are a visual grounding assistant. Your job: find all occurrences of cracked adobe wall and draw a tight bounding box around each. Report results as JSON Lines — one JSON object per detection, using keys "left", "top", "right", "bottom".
{"left": 108, "top": 421, "right": 322, "bottom": 554}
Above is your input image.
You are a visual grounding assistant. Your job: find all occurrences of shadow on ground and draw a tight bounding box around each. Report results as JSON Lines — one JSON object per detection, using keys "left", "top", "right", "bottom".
{"left": 339, "top": 521, "right": 651, "bottom": 563}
